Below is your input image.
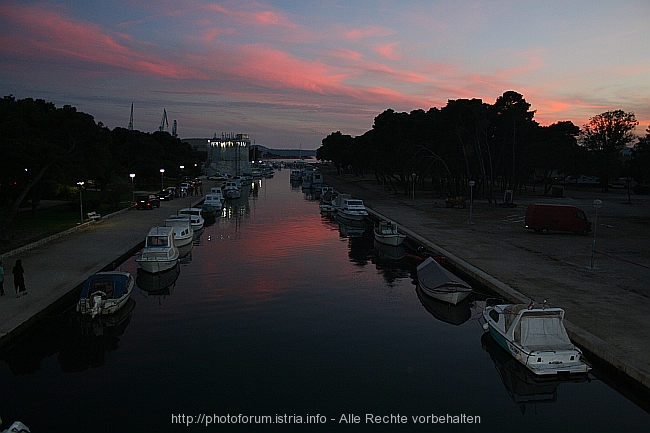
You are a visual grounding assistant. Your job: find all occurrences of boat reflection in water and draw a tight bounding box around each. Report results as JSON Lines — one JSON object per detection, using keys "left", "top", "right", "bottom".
{"left": 373, "top": 240, "right": 406, "bottom": 261}
{"left": 416, "top": 286, "right": 472, "bottom": 326}
{"left": 480, "top": 332, "right": 590, "bottom": 413}
{"left": 336, "top": 215, "right": 368, "bottom": 238}
{"left": 136, "top": 264, "right": 180, "bottom": 298}
{"left": 77, "top": 298, "right": 136, "bottom": 337}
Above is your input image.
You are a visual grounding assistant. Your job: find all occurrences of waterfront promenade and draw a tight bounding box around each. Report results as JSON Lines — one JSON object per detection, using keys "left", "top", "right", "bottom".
{"left": 0, "top": 197, "right": 199, "bottom": 346}
{"left": 325, "top": 171, "right": 650, "bottom": 392}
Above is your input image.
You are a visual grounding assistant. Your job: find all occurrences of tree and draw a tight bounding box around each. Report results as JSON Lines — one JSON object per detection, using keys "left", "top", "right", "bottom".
{"left": 581, "top": 110, "right": 638, "bottom": 190}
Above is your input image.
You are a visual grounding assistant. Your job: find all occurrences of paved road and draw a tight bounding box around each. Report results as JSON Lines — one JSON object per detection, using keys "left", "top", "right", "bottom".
{"left": 324, "top": 171, "right": 650, "bottom": 391}
{"left": 0, "top": 196, "right": 200, "bottom": 345}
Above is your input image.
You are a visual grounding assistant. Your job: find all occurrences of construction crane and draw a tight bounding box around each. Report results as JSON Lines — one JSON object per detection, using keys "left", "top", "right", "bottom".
{"left": 159, "top": 108, "right": 169, "bottom": 132}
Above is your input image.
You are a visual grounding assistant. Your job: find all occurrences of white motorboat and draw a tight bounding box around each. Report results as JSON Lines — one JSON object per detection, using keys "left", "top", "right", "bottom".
{"left": 336, "top": 198, "right": 369, "bottom": 222}
{"left": 165, "top": 214, "right": 194, "bottom": 247}
{"left": 416, "top": 256, "right": 472, "bottom": 305}
{"left": 202, "top": 193, "right": 223, "bottom": 214}
{"left": 374, "top": 220, "right": 406, "bottom": 246}
{"left": 77, "top": 271, "right": 135, "bottom": 318}
{"left": 136, "top": 226, "right": 180, "bottom": 273}
{"left": 482, "top": 302, "right": 591, "bottom": 376}
{"left": 222, "top": 180, "right": 241, "bottom": 199}
{"left": 209, "top": 187, "right": 225, "bottom": 201}
{"left": 178, "top": 207, "right": 205, "bottom": 231}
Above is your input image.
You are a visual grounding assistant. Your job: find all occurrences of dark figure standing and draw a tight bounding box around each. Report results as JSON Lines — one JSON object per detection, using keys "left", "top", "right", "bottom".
{"left": 0, "top": 259, "right": 5, "bottom": 296}
{"left": 12, "top": 259, "right": 26, "bottom": 297}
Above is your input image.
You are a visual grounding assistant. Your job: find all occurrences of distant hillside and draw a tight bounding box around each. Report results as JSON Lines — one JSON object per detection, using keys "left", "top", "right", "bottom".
{"left": 251, "top": 145, "right": 316, "bottom": 159}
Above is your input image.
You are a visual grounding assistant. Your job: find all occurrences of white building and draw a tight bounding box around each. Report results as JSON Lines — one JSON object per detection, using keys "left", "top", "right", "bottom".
{"left": 207, "top": 133, "right": 251, "bottom": 176}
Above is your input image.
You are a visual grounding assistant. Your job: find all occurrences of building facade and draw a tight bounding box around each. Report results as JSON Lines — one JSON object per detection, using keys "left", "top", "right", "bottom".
{"left": 207, "top": 133, "right": 251, "bottom": 176}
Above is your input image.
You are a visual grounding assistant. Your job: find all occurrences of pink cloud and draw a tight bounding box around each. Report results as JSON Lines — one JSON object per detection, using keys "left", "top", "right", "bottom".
{"left": 344, "top": 26, "right": 395, "bottom": 40}
{"left": 374, "top": 42, "right": 401, "bottom": 61}
{"left": 0, "top": 3, "right": 205, "bottom": 80}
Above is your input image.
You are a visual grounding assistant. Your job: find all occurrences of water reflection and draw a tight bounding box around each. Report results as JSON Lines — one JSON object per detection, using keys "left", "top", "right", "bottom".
{"left": 481, "top": 332, "right": 590, "bottom": 414}
{"left": 416, "top": 286, "right": 472, "bottom": 325}
{"left": 1, "top": 299, "right": 136, "bottom": 374}
{"left": 136, "top": 265, "right": 180, "bottom": 298}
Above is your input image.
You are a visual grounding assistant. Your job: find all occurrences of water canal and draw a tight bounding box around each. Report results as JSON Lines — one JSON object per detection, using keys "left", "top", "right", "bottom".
{"left": 1, "top": 169, "right": 648, "bottom": 432}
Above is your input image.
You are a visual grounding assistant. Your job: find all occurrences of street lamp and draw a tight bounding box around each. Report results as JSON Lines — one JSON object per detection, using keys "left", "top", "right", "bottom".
{"left": 77, "top": 181, "right": 84, "bottom": 224}
{"left": 160, "top": 168, "right": 165, "bottom": 190}
{"left": 590, "top": 199, "right": 602, "bottom": 270}
{"left": 129, "top": 173, "right": 135, "bottom": 202}
{"left": 468, "top": 180, "right": 475, "bottom": 225}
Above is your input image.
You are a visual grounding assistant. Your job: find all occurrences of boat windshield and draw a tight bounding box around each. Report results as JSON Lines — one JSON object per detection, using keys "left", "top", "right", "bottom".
{"left": 147, "top": 236, "right": 168, "bottom": 246}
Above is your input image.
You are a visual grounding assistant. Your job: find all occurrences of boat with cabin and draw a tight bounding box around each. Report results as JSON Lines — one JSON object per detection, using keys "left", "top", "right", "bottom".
{"left": 136, "top": 226, "right": 180, "bottom": 273}
{"left": 336, "top": 198, "right": 369, "bottom": 222}
{"left": 178, "top": 208, "right": 205, "bottom": 231}
{"left": 482, "top": 302, "right": 591, "bottom": 376}
{"left": 202, "top": 193, "right": 223, "bottom": 215}
{"left": 374, "top": 220, "right": 406, "bottom": 246}
{"left": 222, "top": 180, "right": 241, "bottom": 199}
{"left": 165, "top": 214, "right": 194, "bottom": 247}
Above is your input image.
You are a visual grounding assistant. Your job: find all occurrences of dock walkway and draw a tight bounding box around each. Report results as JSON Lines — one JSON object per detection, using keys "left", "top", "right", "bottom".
{"left": 0, "top": 198, "right": 198, "bottom": 345}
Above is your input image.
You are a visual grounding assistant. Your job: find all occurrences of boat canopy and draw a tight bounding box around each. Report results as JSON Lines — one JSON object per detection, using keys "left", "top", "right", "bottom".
{"left": 504, "top": 305, "right": 574, "bottom": 350}
{"left": 80, "top": 273, "right": 131, "bottom": 299}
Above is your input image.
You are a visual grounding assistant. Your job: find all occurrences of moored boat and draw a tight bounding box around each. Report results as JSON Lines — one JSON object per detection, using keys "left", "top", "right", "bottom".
{"left": 482, "top": 302, "right": 591, "bottom": 376}
{"left": 222, "top": 180, "right": 241, "bottom": 199}
{"left": 373, "top": 220, "right": 406, "bottom": 246}
{"left": 416, "top": 256, "right": 472, "bottom": 305}
{"left": 165, "top": 214, "right": 194, "bottom": 247}
{"left": 136, "top": 226, "right": 180, "bottom": 273}
{"left": 202, "top": 193, "right": 223, "bottom": 215}
{"left": 77, "top": 271, "right": 135, "bottom": 318}
{"left": 178, "top": 208, "right": 205, "bottom": 231}
{"left": 336, "top": 198, "right": 368, "bottom": 222}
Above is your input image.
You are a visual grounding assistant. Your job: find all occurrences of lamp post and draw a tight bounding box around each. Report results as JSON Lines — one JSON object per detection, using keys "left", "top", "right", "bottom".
{"left": 77, "top": 181, "right": 84, "bottom": 224}
{"left": 468, "top": 180, "right": 475, "bottom": 225}
{"left": 411, "top": 173, "right": 416, "bottom": 199}
{"left": 160, "top": 168, "right": 165, "bottom": 190}
{"left": 590, "top": 199, "right": 602, "bottom": 270}
{"left": 129, "top": 173, "right": 135, "bottom": 202}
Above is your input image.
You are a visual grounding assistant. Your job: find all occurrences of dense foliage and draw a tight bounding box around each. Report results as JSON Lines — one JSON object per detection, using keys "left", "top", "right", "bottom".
{"left": 318, "top": 91, "right": 648, "bottom": 198}
{"left": 0, "top": 95, "right": 203, "bottom": 229}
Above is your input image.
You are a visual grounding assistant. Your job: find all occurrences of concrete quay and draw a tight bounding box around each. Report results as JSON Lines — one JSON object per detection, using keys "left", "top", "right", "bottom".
{"left": 325, "top": 172, "right": 650, "bottom": 392}
{"left": 0, "top": 197, "right": 200, "bottom": 347}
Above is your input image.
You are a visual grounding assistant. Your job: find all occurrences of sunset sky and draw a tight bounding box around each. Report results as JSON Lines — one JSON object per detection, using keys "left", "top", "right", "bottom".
{"left": 1, "top": 0, "right": 649, "bottom": 149}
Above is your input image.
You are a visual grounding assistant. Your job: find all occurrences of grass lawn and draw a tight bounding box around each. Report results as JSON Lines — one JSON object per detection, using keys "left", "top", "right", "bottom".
{"left": 1, "top": 193, "right": 133, "bottom": 254}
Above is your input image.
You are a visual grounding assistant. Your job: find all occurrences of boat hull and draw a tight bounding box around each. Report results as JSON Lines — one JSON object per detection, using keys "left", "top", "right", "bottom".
{"left": 416, "top": 257, "right": 472, "bottom": 305}
{"left": 418, "top": 284, "right": 471, "bottom": 305}
{"left": 336, "top": 210, "right": 367, "bottom": 222}
{"left": 374, "top": 232, "right": 406, "bottom": 246}
{"left": 136, "top": 257, "right": 179, "bottom": 274}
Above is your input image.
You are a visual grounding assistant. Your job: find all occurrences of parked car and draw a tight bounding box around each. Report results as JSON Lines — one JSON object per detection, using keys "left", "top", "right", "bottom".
{"left": 525, "top": 203, "right": 591, "bottom": 235}
{"left": 148, "top": 194, "right": 161, "bottom": 208}
{"left": 135, "top": 195, "right": 154, "bottom": 210}
{"left": 157, "top": 189, "right": 173, "bottom": 201}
